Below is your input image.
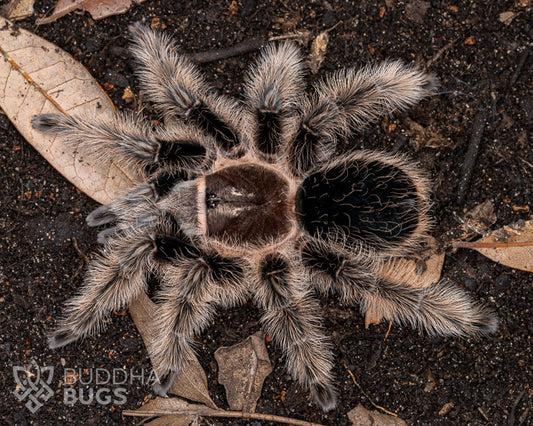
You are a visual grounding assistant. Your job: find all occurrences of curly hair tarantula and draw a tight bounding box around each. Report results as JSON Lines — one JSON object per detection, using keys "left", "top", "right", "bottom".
{"left": 32, "top": 24, "right": 498, "bottom": 411}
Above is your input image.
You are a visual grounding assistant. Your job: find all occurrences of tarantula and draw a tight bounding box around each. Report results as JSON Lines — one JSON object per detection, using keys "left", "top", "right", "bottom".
{"left": 32, "top": 24, "right": 498, "bottom": 411}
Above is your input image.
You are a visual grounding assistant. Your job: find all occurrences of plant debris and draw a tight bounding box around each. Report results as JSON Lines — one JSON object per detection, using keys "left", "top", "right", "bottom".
{"left": 453, "top": 219, "right": 533, "bottom": 272}
{"left": 36, "top": 0, "right": 147, "bottom": 25}
{"left": 214, "top": 332, "right": 273, "bottom": 413}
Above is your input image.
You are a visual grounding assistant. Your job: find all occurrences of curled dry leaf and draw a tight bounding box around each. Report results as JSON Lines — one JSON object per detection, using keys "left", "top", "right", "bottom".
{"left": 0, "top": 16, "right": 140, "bottom": 205}
{"left": 130, "top": 293, "right": 217, "bottom": 409}
{"left": 214, "top": 332, "right": 273, "bottom": 413}
{"left": 348, "top": 404, "right": 406, "bottom": 426}
{"left": 453, "top": 219, "right": 533, "bottom": 272}
{"left": 132, "top": 397, "right": 200, "bottom": 425}
{"left": 366, "top": 237, "right": 445, "bottom": 326}
{"left": 36, "top": 0, "right": 147, "bottom": 25}
{"left": 308, "top": 31, "right": 329, "bottom": 74}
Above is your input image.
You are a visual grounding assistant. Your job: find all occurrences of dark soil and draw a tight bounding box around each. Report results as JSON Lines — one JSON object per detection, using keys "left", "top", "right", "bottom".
{"left": 1, "top": 1, "right": 532, "bottom": 425}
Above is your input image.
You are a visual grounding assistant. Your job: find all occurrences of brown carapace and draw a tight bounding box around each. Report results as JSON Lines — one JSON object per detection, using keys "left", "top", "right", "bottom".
{"left": 32, "top": 23, "right": 497, "bottom": 411}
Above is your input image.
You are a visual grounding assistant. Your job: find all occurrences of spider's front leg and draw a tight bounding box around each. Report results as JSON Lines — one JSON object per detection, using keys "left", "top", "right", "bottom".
{"left": 128, "top": 23, "right": 246, "bottom": 154}
{"left": 243, "top": 42, "right": 304, "bottom": 158}
{"left": 149, "top": 236, "right": 248, "bottom": 395}
{"left": 48, "top": 227, "right": 157, "bottom": 348}
{"left": 252, "top": 252, "right": 337, "bottom": 411}
{"left": 31, "top": 112, "right": 210, "bottom": 174}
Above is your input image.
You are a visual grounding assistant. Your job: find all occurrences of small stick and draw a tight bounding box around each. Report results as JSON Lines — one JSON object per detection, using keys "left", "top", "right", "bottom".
{"left": 189, "top": 37, "right": 265, "bottom": 64}
{"left": 426, "top": 39, "right": 456, "bottom": 69}
{"left": 453, "top": 240, "right": 532, "bottom": 249}
{"left": 510, "top": 48, "right": 529, "bottom": 86}
{"left": 343, "top": 364, "right": 398, "bottom": 417}
{"left": 123, "top": 407, "right": 324, "bottom": 426}
{"left": 456, "top": 108, "right": 487, "bottom": 205}
{"left": 72, "top": 237, "right": 89, "bottom": 264}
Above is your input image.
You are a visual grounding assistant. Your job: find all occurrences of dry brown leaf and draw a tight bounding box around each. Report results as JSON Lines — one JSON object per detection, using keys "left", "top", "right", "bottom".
{"left": 499, "top": 11, "right": 517, "bottom": 25}
{"left": 0, "top": 16, "right": 140, "bottom": 205}
{"left": 454, "top": 219, "right": 533, "bottom": 272}
{"left": 348, "top": 404, "right": 406, "bottom": 426}
{"left": 367, "top": 237, "right": 444, "bottom": 326}
{"left": 36, "top": 0, "right": 146, "bottom": 24}
{"left": 405, "top": 0, "right": 430, "bottom": 24}
{"left": 404, "top": 117, "right": 452, "bottom": 151}
{"left": 2, "top": 0, "right": 34, "bottom": 21}
{"left": 214, "top": 332, "right": 273, "bottom": 413}
{"left": 130, "top": 293, "right": 217, "bottom": 409}
{"left": 308, "top": 31, "right": 329, "bottom": 74}
{"left": 133, "top": 397, "right": 199, "bottom": 425}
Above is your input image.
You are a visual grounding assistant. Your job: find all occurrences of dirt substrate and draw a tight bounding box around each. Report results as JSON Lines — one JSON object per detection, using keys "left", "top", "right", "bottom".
{"left": 1, "top": 1, "right": 531, "bottom": 425}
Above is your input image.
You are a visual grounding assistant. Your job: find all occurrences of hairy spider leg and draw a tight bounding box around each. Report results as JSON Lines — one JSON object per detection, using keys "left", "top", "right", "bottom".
{"left": 285, "top": 61, "right": 437, "bottom": 175}
{"left": 302, "top": 240, "right": 498, "bottom": 337}
{"left": 150, "top": 237, "right": 247, "bottom": 395}
{"left": 128, "top": 23, "right": 245, "bottom": 154}
{"left": 252, "top": 252, "right": 337, "bottom": 411}
{"left": 31, "top": 113, "right": 208, "bottom": 173}
{"left": 243, "top": 42, "right": 305, "bottom": 158}
{"left": 48, "top": 230, "right": 155, "bottom": 349}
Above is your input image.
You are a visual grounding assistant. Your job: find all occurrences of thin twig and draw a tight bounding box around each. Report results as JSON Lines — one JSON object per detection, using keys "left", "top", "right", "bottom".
{"left": 343, "top": 364, "right": 398, "bottom": 417}
{"left": 72, "top": 237, "right": 89, "bottom": 264}
{"left": 510, "top": 48, "right": 529, "bottom": 86}
{"left": 453, "top": 240, "right": 532, "bottom": 249}
{"left": 123, "top": 407, "right": 324, "bottom": 426}
{"left": 189, "top": 37, "right": 265, "bottom": 64}
{"left": 457, "top": 108, "right": 488, "bottom": 205}
{"left": 426, "top": 39, "right": 456, "bottom": 69}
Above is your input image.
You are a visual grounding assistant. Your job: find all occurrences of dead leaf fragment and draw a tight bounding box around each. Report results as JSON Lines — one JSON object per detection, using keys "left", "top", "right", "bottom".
{"left": 348, "top": 404, "right": 406, "bottom": 426}
{"left": 464, "top": 35, "right": 476, "bottom": 45}
{"left": 499, "top": 11, "right": 517, "bottom": 25}
{"left": 308, "top": 31, "right": 329, "bottom": 74}
{"left": 404, "top": 117, "right": 451, "bottom": 150}
{"left": 0, "top": 16, "right": 140, "bottom": 205}
{"left": 439, "top": 402, "right": 454, "bottom": 416}
{"left": 405, "top": 0, "right": 430, "bottom": 24}
{"left": 130, "top": 293, "right": 217, "bottom": 409}
{"left": 463, "top": 200, "right": 497, "bottom": 234}
{"left": 133, "top": 397, "right": 200, "bottom": 425}
{"left": 215, "top": 332, "right": 273, "bottom": 413}
{"left": 453, "top": 219, "right": 533, "bottom": 272}
{"left": 36, "top": 0, "right": 146, "bottom": 24}
{"left": 2, "top": 0, "right": 34, "bottom": 21}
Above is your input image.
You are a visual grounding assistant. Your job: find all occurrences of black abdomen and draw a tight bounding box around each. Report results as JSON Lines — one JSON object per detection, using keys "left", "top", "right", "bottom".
{"left": 296, "top": 155, "right": 424, "bottom": 252}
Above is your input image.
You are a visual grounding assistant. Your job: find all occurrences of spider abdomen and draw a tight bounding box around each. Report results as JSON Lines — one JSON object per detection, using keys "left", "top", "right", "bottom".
{"left": 296, "top": 151, "right": 431, "bottom": 255}
{"left": 204, "top": 163, "right": 293, "bottom": 247}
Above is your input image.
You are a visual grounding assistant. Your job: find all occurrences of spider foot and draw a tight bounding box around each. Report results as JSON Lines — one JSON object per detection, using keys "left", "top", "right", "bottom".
{"left": 310, "top": 382, "right": 338, "bottom": 412}
{"left": 152, "top": 371, "right": 179, "bottom": 397}
{"left": 48, "top": 330, "right": 79, "bottom": 349}
{"left": 31, "top": 114, "right": 62, "bottom": 132}
{"left": 86, "top": 205, "right": 116, "bottom": 227}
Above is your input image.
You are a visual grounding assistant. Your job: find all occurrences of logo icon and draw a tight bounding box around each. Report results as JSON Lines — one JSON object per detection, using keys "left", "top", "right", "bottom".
{"left": 13, "top": 360, "right": 54, "bottom": 413}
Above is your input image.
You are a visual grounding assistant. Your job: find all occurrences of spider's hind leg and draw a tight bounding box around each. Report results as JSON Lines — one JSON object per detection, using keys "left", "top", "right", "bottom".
{"left": 302, "top": 240, "right": 498, "bottom": 338}
{"left": 285, "top": 61, "right": 436, "bottom": 175}
{"left": 252, "top": 252, "right": 337, "bottom": 411}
